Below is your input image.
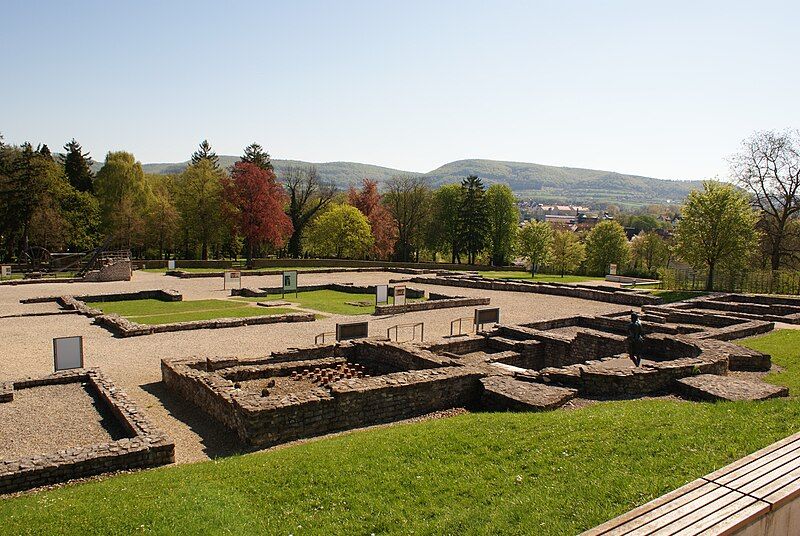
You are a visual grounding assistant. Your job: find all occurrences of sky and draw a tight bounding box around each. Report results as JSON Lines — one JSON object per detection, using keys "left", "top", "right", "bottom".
{"left": 1, "top": 0, "right": 798, "bottom": 181}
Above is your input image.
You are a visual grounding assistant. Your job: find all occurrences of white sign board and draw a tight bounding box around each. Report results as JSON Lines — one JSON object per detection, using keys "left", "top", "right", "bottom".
{"left": 394, "top": 285, "right": 407, "bottom": 306}
{"left": 53, "top": 336, "right": 84, "bottom": 372}
{"left": 609, "top": 263, "right": 618, "bottom": 276}
{"left": 283, "top": 270, "right": 298, "bottom": 297}
{"left": 224, "top": 270, "right": 242, "bottom": 290}
{"left": 0, "top": 265, "right": 10, "bottom": 278}
{"left": 167, "top": 260, "right": 176, "bottom": 270}
{"left": 376, "top": 284, "right": 389, "bottom": 305}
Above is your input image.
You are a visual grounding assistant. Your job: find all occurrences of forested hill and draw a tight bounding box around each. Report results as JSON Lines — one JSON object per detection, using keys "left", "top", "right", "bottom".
{"left": 108, "top": 157, "right": 702, "bottom": 206}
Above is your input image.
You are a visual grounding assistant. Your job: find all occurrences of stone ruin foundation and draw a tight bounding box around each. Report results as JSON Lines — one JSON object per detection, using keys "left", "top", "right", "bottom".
{"left": 0, "top": 369, "right": 174, "bottom": 494}
{"left": 163, "top": 307, "right": 785, "bottom": 449}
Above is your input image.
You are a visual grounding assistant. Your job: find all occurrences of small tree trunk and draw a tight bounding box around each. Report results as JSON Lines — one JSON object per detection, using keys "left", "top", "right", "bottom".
{"left": 706, "top": 262, "right": 715, "bottom": 291}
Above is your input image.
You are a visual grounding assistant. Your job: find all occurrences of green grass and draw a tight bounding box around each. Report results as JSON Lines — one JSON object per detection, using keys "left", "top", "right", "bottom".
{"left": 2, "top": 330, "right": 799, "bottom": 535}
{"left": 478, "top": 271, "right": 603, "bottom": 283}
{"left": 649, "top": 290, "right": 709, "bottom": 304}
{"left": 255, "top": 289, "right": 422, "bottom": 315}
{"left": 87, "top": 299, "right": 300, "bottom": 325}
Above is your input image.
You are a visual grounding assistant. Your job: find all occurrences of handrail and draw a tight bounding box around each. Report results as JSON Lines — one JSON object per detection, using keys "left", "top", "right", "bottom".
{"left": 450, "top": 316, "right": 474, "bottom": 337}
{"left": 387, "top": 322, "right": 424, "bottom": 342}
{"left": 314, "top": 331, "right": 335, "bottom": 345}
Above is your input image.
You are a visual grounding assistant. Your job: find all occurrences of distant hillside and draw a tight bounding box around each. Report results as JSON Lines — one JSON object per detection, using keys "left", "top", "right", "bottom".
{"left": 92, "top": 156, "right": 701, "bottom": 206}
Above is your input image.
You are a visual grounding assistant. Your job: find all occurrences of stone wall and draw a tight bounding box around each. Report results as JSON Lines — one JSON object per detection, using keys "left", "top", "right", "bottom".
{"left": 409, "top": 276, "right": 661, "bottom": 306}
{"left": 375, "top": 296, "right": 490, "bottom": 315}
{"left": 232, "top": 283, "right": 425, "bottom": 300}
{"left": 0, "top": 369, "right": 174, "bottom": 494}
{"left": 162, "top": 350, "right": 484, "bottom": 446}
{"left": 83, "top": 260, "right": 132, "bottom": 282}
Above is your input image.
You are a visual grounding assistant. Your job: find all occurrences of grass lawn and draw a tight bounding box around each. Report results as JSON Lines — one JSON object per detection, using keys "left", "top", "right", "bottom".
{"left": 86, "top": 298, "right": 299, "bottom": 325}
{"left": 478, "top": 271, "right": 603, "bottom": 284}
{"left": 246, "top": 289, "right": 424, "bottom": 316}
{"left": 1, "top": 330, "right": 798, "bottom": 535}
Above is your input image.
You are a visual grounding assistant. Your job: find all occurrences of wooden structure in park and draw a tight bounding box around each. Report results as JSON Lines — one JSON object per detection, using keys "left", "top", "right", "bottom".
{"left": 582, "top": 432, "right": 800, "bottom": 535}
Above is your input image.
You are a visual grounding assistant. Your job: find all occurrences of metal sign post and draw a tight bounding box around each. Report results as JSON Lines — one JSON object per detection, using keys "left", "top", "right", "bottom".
{"left": 376, "top": 284, "right": 389, "bottom": 305}
{"left": 336, "top": 321, "right": 369, "bottom": 341}
{"left": 53, "top": 336, "right": 84, "bottom": 372}
{"left": 0, "top": 265, "right": 10, "bottom": 279}
{"left": 474, "top": 307, "right": 500, "bottom": 332}
{"left": 282, "top": 270, "right": 298, "bottom": 298}
{"left": 393, "top": 285, "right": 407, "bottom": 306}
{"left": 609, "top": 263, "right": 618, "bottom": 276}
{"left": 167, "top": 259, "right": 176, "bottom": 270}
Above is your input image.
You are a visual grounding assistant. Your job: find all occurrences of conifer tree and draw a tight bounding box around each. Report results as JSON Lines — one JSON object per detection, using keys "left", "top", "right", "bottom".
{"left": 191, "top": 139, "right": 219, "bottom": 169}
{"left": 458, "top": 175, "right": 489, "bottom": 264}
{"left": 61, "top": 139, "right": 95, "bottom": 192}
{"left": 241, "top": 143, "right": 272, "bottom": 171}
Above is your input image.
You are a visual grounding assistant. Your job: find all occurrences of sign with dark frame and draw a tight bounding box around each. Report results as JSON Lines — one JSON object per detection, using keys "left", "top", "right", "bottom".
{"left": 53, "top": 336, "right": 84, "bottom": 372}
{"left": 282, "top": 270, "right": 298, "bottom": 298}
{"left": 336, "top": 321, "right": 369, "bottom": 341}
{"left": 474, "top": 307, "right": 500, "bottom": 331}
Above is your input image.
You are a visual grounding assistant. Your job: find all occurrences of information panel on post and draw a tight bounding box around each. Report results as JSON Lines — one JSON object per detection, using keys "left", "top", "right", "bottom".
{"left": 336, "top": 321, "right": 369, "bottom": 341}
{"left": 224, "top": 270, "right": 242, "bottom": 290}
{"left": 0, "top": 265, "right": 11, "bottom": 278}
{"left": 53, "top": 336, "right": 84, "bottom": 372}
{"left": 167, "top": 259, "right": 176, "bottom": 270}
{"left": 474, "top": 307, "right": 500, "bottom": 332}
{"left": 283, "top": 270, "right": 298, "bottom": 298}
{"left": 393, "top": 284, "right": 407, "bottom": 306}
{"left": 609, "top": 263, "right": 618, "bottom": 276}
{"left": 376, "top": 284, "right": 389, "bottom": 305}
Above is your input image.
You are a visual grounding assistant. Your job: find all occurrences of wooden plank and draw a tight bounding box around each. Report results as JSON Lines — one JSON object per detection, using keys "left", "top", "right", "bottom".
{"left": 702, "top": 433, "right": 800, "bottom": 482}
{"left": 714, "top": 449, "right": 800, "bottom": 496}
{"left": 710, "top": 439, "right": 800, "bottom": 486}
{"left": 627, "top": 485, "right": 742, "bottom": 536}
{"left": 741, "top": 465, "right": 800, "bottom": 510}
{"left": 671, "top": 495, "right": 767, "bottom": 535}
{"left": 582, "top": 479, "right": 720, "bottom": 536}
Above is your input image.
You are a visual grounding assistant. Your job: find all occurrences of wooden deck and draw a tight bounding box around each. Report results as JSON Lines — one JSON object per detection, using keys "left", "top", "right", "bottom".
{"left": 582, "top": 432, "right": 800, "bottom": 535}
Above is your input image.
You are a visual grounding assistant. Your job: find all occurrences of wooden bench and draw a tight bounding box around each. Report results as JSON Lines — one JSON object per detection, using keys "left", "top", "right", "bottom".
{"left": 582, "top": 432, "right": 800, "bottom": 535}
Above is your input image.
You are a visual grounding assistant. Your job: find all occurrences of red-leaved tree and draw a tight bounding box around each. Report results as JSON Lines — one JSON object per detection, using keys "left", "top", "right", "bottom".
{"left": 223, "top": 162, "right": 293, "bottom": 265}
{"left": 347, "top": 179, "right": 398, "bottom": 259}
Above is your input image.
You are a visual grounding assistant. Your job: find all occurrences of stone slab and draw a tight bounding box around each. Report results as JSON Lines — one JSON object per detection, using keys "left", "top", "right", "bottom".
{"left": 480, "top": 376, "right": 576, "bottom": 411}
{"left": 676, "top": 374, "right": 789, "bottom": 402}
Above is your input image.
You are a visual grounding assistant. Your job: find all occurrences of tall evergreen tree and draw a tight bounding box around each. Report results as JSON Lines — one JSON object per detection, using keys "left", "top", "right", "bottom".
{"left": 458, "top": 175, "right": 489, "bottom": 264}
{"left": 241, "top": 143, "right": 273, "bottom": 171}
{"left": 191, "top": 140, "right": 219, "bottom": 169}
{"left": 61, "top": 139, "right": 95, "bottom": 192}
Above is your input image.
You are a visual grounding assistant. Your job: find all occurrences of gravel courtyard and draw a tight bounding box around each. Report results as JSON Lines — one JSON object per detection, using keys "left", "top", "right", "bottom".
{"left": 0, "top": 271, "right": 631, "bottom": 463}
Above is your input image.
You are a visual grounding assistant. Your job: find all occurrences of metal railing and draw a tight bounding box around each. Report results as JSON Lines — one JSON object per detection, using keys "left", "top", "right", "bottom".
{"left": 449, "top": 316, "right": 474, "bottom": 337}
{"left": 314, "top": 331, "right": 335, "bottom": 345}
{"left": 387, "top": 322, "right": 424, "bottom": 343}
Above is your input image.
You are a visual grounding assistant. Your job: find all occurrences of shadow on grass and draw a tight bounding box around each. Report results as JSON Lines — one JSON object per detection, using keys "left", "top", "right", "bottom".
{"left": 140, "top": 381, "right": 258, "bottom": 459}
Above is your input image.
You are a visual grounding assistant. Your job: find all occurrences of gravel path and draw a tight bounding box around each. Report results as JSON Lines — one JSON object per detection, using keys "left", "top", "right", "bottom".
{"left": 0, "top": 383, "right": 127, "bottom": 460}
{"left": 0, "top": 270, "right": 632, "bottom": 463}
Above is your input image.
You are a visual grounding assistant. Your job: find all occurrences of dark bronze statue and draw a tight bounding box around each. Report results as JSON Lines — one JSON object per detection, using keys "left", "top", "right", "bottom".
{"left": 627, "top": 312, "right": 644, "bottom": 367}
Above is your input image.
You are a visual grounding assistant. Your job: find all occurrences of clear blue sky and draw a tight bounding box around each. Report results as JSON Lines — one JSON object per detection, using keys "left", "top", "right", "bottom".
{"left": 2, "top": 0, "right": 798, "bottom": 180}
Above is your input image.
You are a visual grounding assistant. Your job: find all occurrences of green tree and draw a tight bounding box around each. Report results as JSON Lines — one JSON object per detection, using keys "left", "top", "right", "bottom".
{"left": 94, "top": 151, "right": 151, "bottom": 249}
{"left": 585, "top": 220, "right": 630, "bottom": 275}
{"left": 459, "top": 175, "right": 488, "bottom": 265}
{"left": 518, "top": 220, "right": 554, "bottom": 276}
{"left": 675, "top": 181, "right": 760, "bottom": 290}
{"left": 550, "top": 229, "right": 586, "bottom": 277}
{"left": 307, "top": 204, "right": 374, "bottom": 259}
{"left": 630, "top": 231, "right": 669, "bottom": 273}
{"left": 174, "top": 159, "right": 224, "bottom": 259}
{"left": 485, "top": 184, "right": 519, "bottom": 266}
{"left": 145, "top": 175, "right": 181, "bottom": 259}
{"left": 191, "top": 139, "right": 219, "bottom": 170}
{"left": 241, "top": 143, "right": 273, "bottom": 171}
{"left": 61, "top": 139, "right": 94, "bottom": 192}
{"left": 426, "top": 184, "right": 463, "bottom": 263}
{"left": 283, "top": 166, "right": 336, "bottom": 257}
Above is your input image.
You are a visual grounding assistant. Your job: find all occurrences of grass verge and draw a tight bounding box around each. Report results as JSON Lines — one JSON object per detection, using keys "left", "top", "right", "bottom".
{"left": 1, "top": 330, "right": 798, "bottom": 535}
{"left": 87, "top": 299, "right": 300, "bottom": 325}
{"left": 478, "top": 271, "right": 603, "bottom": 283}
